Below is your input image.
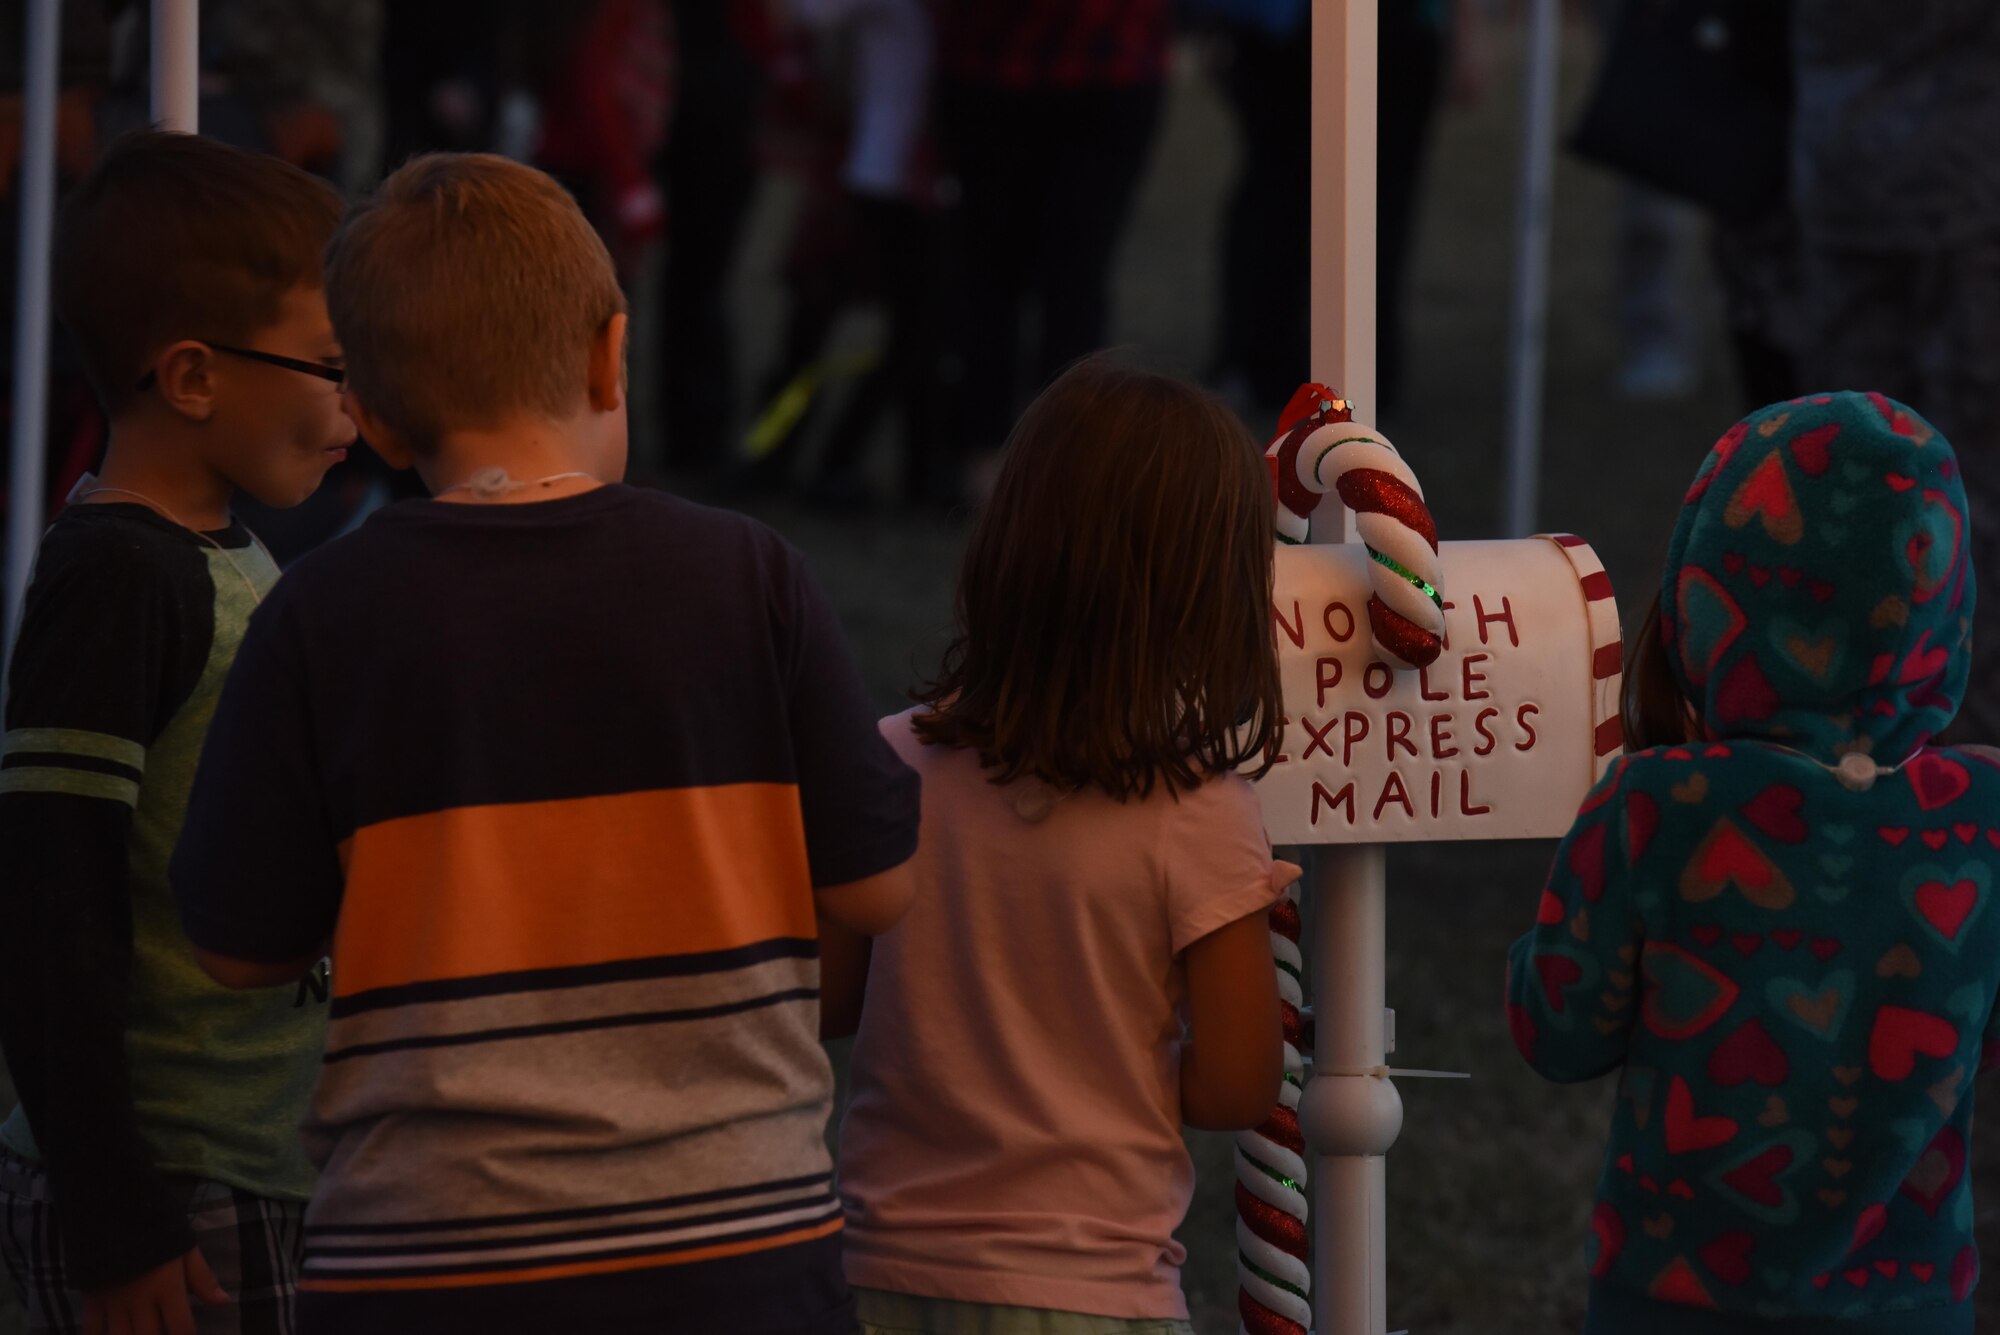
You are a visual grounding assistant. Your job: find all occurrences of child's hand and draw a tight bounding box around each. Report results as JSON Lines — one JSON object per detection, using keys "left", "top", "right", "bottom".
{"left": 83, "top": 1245, "right": 230, "bottom": 1335}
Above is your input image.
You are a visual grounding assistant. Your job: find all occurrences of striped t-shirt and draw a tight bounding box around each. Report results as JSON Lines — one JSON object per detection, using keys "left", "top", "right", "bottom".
{"left": 172, "top": 485, "right": 920, "bottom": 1335}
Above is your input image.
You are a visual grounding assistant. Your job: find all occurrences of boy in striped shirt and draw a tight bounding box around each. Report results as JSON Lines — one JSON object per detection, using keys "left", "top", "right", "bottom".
{"left": 171, "top": 153, "right": 919, "bottom": 1335}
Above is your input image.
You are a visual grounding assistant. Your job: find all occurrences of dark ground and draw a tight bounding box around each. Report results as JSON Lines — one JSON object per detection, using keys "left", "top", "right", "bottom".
{"left": 2, "top": 19, "right": 1992, "bottom": 1335}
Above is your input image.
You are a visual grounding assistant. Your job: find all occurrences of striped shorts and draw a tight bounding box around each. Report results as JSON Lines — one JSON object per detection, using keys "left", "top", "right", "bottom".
{"left": 0, "top": 1150, "right": 304, "bottom": 1335}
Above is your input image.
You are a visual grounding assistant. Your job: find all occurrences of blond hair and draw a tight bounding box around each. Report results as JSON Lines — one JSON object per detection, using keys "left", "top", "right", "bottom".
{"left": 324, "top": 153, "right": 626, "bottom": 450}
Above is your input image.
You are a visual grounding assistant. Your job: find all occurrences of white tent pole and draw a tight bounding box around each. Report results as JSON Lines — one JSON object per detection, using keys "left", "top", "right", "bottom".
{"left": 4, "top": 0, "right": 62, "bottom": 662}
{"left": 1501, "top": 0, "right": 1561, "bottom": 536}
{"left": 1302, "top": 3, "right": 1401, "bottom": 1334}
{"left": 151, "top": 0, "right": 198, "bottom": 131}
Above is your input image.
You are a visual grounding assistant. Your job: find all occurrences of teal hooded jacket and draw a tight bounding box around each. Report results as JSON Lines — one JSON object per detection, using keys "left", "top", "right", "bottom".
{"left": 1506, "top": 392, "right": 1997, "bottom": 1330}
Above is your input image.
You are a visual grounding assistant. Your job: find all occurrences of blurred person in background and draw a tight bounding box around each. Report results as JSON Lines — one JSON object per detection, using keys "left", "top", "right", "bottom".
{"left": 655, "top": 0, "right": 779, "bottom": 476}
{"left": 1608, "top": 186, "right": 1703, "bottom": 401}
{"left": 533, "top": 0, "right": 673, "bottom": 287}
{"left": 735, "top": 0, "right": 951, "bottom": 512}
{"left": 198, "top": 0, "right": 384, "bottom": 195}
{"left": 1570, "top": 0, "right": 1798, "bottom": 412}
{"left": 1709, "top": 209, "right": 1802, "bottom": 412}
{"left": 936, "top": 0, "right": 1171, "bottom": 503}
{"left": 1588, "top": 0, "right": 1731, "bottom": 404}
{"left": 1789, "top": 0, "right": 2000, "bottom": 740}
{"left": 382, "top": 0, "right": 533, "bottom": 167}
{"left": 1197, "top": 0, "right": 1486, "bottom": 429}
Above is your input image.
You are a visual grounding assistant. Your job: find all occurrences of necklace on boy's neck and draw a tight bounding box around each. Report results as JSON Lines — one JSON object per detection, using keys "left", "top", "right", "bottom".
{"left": 434, "top": 467, "right": 598, "bottom": 501}
{"left": 67, "top": 475, "right": 271, "bottom": 606}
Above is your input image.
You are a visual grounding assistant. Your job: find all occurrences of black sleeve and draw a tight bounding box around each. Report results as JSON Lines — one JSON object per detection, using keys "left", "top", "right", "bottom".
{"left": 173, "top": 592, "right": 344, "bottom": 965}
{"left": 0, "top": 531, "right": 206, "bottom": 1288}
{"left": 783, "top": 555, "right": 921, "bottom": 888}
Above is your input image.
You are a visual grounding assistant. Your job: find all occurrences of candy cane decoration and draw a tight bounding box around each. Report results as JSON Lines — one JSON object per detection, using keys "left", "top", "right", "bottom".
{"left": 1235, "top": 386, "right": 1448, "bottom": 1335}
{"left": 1265, "top": 384, "right": 1446, "bottom": 669}
{"left": 1236, "top": 882, "right": 1311, "bottom": 1335}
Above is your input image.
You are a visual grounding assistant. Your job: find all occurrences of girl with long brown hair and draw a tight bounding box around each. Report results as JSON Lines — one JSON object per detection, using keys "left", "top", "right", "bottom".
{"left": 828, "top": 357, "right": 1296, "bottom": 1335}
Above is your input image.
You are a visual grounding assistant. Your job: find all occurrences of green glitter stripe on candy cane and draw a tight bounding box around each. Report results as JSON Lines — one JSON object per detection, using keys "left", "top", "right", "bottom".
{"left": 1242, "top": 1150, "right": 1303, "bottom": 1193}
{"left": 1240, "top": 1255, "right": 1309, "bottom": 1301}
{"left": 1369, "top": 547, "right": 1445, "bottom": 613}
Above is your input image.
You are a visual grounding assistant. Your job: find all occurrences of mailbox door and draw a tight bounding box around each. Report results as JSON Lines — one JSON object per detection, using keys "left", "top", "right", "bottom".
{"left": 1256, "top": 537, "right": 1622, "bottom": 844}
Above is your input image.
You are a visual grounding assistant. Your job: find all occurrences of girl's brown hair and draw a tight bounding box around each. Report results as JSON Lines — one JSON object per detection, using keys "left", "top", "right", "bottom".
{"left": 1622, "top": 590, "right": 1697, "bottom": 751}
{"left": 915, "top": 357, "right": 1284, "bottom": 799}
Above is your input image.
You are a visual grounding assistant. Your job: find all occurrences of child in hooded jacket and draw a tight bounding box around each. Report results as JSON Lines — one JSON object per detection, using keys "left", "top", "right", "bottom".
{"left": 1507, "top": 391, "right": 1997, "bottom": 1333}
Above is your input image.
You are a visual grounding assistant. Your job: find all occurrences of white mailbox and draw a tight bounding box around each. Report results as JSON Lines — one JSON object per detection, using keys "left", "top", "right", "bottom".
{"left": 1259, "top": 536, "right": 1623, "bottom": 845}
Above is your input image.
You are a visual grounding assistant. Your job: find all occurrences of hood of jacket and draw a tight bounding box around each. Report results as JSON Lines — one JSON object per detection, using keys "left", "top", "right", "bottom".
{"left": 1662, "top": 391, "right": 1975, "bottom": 763}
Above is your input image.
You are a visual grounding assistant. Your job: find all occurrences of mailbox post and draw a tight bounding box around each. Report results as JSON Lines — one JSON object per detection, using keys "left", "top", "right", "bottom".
{"left": 1269, "top": 5, "right": 1625, "bottom": 1333}
{"left": 1267, "top": 538, "right": 1621, "bottom": 1335}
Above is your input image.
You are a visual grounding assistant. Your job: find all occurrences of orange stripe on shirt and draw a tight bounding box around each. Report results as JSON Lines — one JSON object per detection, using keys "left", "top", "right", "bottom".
{"left": 295, "top": 1217, "right": 843, "bottom": 1292}
{"left": 332, "top": 784, "right": 816, "bottom": 997}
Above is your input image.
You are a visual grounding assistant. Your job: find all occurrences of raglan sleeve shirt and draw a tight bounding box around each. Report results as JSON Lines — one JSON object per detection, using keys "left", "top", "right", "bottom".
{"left": 172, "top": 587, "right": 344, "bottom": 969}
{"left": 0, "top": 528, "right": 205, "bottom": 1287}
{"left": 1505, "top": 758, "right": 1652, "bottom": 1084}
{"left": 780, "top": 554, "right": 920, "bottom": 888}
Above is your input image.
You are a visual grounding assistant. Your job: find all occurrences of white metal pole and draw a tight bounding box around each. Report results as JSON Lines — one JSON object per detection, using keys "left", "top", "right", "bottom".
{"left": 5, "top": 0, "right": 62, "bottom": 662}
{"left": 1501, "top": 0, "right": 1561, "bottom": 536}
{"left": 1302, "top": 844, "right": 1402, "bottom": 1335}
{"left": 1303, "top": 3, "right": 1400, "bottom": 1334}
{"left": 1311, "top": 0, "right": 1378, "bottom": 527}
{"left": 151, "top": 0, "right": 198, "bottom": 131}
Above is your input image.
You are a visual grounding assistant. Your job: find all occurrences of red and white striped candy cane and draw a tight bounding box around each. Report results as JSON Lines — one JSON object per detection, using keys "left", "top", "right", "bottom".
{"left": 1264, "top": 385, "right": 1446, "bottom": 670}
{"left": 1235, "top": 882, "right": 1311, "bottom": 1335}
{"left": 1236, "top": 386, "right": 1447, "bottom": 1335}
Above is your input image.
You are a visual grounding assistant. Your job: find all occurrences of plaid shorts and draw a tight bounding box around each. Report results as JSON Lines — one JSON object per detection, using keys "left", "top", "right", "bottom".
{"left": 0, "top": 1149, "right": 304, "bottom": 1335}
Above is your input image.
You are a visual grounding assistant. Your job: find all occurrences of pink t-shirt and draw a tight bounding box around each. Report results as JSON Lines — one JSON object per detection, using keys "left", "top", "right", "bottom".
{"left": 838, "top": 710, "right": 1288, "bottom": 1320}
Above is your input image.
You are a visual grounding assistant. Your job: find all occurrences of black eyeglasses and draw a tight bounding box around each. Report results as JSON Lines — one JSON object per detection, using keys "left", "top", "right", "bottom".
{"left": 135, "top": 342, "right": 346, "bottom": 392}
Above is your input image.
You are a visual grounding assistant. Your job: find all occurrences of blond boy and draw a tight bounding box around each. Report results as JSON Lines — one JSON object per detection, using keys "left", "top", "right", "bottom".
{"left": 171, "top": 154, "right": 919, "bottom": 1335}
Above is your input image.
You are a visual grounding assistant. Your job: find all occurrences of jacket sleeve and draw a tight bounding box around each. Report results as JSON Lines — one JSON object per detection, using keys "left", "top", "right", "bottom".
{"left": 1505, "top": 761, "right": 1652, "bottom": 1084}
{"left": 0, "top": 536, "right": 206, "bottom": 1287}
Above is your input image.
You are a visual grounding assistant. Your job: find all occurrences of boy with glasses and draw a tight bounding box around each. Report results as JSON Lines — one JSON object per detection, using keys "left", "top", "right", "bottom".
{"left": 0, "top": 130, "right": 353, "bottom": 1335}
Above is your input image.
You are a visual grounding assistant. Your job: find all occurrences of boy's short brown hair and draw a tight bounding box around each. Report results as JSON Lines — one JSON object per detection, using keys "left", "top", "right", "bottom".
{"left": 53, "top": 130, "right": 344, "bottom": 415}
{"left": 324, "top": 153, "right": 627, "bottom": 451}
